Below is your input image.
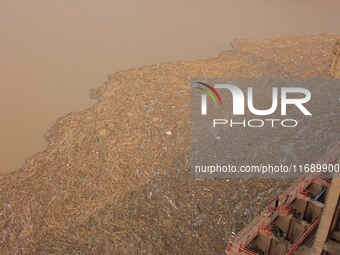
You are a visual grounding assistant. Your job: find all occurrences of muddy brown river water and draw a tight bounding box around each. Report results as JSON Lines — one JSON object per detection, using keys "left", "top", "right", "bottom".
{"left": 2, "top": 0, "right": 340, "bottom": 174}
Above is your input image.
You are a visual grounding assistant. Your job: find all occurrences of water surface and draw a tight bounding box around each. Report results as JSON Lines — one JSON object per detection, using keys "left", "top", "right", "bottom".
{"left": 1, "top": 0, "right": 340, "bottom": 173}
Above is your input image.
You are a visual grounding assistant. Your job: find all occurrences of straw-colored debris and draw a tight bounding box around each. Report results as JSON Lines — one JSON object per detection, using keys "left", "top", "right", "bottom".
{"left": 1, "top": 34, "right": 340, "bottom": 255}
{"left": 330, "top": 40, "right": 340, "bottom": 77}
